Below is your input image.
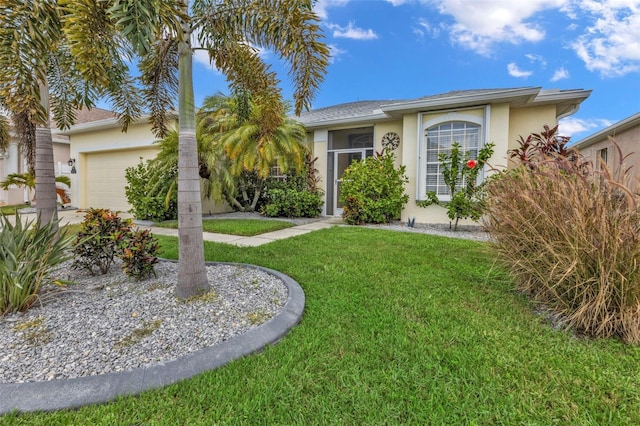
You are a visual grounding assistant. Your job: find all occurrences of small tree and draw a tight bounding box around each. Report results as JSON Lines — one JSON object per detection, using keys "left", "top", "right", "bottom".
{"left": 418, "top": 142, "right": 495, "bottom": 230}
{"left": 340, "top": 149, "right": 409, "bottom": 225}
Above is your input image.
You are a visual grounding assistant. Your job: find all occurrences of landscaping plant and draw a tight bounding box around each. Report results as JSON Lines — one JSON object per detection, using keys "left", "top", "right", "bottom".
{"left": 124, "top": 159, "right": 178, "bottom": 222}
{"left": 0, "top": 213, "right": 73, "bottom": 315}
{"left": 118, "top": 228, "right": 160, "bottom": 281}
{"left": 262, "top": 154, "right": 324, "bottom": 218}
{"left": 72, "top": 208, "right": 159, "bottom": 279}
{"left": 418, "top": 142, "right": 495, "bottom": 230}
{"left": 339, "top": 149, "right": 408, "bottom": 224}
{"left": 484, "top": 134, "right": 640, "bottom": 343}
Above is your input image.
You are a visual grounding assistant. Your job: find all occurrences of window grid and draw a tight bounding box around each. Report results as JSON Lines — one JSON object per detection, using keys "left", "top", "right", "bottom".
{"left": 425, "top": 122, "right": 481, "bottom": 197}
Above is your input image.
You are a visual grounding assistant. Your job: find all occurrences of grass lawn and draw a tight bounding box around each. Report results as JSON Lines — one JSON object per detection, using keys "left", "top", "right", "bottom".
{"left": 155, "top": 218, "right": 296, "bottom": 236}
{"left": 0, "top": 203, "right": 30, "bottom": 215}
{"left": 4, "top": 227, "right": 640, "bottom": 424}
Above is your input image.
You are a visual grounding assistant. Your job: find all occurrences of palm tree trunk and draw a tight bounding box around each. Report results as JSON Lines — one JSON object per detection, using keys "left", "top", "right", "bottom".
{"left": 175, "top": 12, "right": 209, "bottom": 299}
{"left": 35, "top": 83, "right": 59, "bottom": 229}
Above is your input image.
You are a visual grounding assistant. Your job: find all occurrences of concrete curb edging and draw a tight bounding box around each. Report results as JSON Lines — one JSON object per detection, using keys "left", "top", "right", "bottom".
{"left": 0, "top": 262, "right": 305, "bottom": 415}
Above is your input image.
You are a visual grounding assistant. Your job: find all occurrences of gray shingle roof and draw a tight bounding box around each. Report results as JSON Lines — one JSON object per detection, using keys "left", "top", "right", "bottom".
{"left": 294, "top": 87, "right": 542, "bottom": 127}
{"left": 294, "top": 100, "right": 394, "bottom": 125}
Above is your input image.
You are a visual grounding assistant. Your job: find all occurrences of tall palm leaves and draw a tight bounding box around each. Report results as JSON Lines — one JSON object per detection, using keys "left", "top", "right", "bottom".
{"left": 2, "top": 0, "right": 328, "bottom": 298}
{"left": 0, "top": 1, "right": 144, "bottom": 226}
{"left": 133, "top": 1, "right": 329, "bottom": 298}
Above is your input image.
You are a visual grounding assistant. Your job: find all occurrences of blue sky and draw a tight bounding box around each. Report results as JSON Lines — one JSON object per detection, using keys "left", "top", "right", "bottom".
{"left": 190, "top": 0, "right": 640, "bottom": 142}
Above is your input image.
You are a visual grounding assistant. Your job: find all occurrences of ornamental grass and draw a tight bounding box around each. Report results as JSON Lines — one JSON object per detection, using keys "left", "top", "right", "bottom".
{"left": 484, "top": 137, "right": 640, "bottom": 343}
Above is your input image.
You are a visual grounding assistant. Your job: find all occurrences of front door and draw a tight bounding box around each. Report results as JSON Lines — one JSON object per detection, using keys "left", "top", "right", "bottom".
{"left": 334, "top": 150, "right": 366, "bottom": 215}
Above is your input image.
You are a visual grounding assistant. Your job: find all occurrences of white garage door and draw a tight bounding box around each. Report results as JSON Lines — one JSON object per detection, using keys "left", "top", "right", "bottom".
{"left": 85, "top": 148, "right": 158, "bottom": 212}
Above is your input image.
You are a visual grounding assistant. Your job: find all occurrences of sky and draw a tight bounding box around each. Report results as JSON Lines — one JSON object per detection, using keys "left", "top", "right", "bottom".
{"left": 190, "top": 0, "right": 640, "bottom": 142}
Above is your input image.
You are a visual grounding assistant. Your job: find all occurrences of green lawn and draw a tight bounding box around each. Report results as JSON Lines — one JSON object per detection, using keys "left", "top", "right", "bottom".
{"left": 0, "top": 203, "right": 30, "bottom": 215}
{"left": 155, "top": 218, "right": 296, "bottom": 236}
{"left": 5, "top": 227, "right": 640, "bottom": 424}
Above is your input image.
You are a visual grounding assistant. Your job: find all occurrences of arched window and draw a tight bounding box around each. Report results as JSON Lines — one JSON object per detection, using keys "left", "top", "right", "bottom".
{"left": 424, "top": 121, "right": 481, "bottom": 197}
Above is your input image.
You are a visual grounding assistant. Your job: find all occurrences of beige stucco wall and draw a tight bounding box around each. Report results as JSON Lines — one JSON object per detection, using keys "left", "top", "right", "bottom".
{"left": 0, "top": 138, "right": 70, "bottom": 206}
{"left": 578, "top": 122, "right": 640, "bottom": 188}
{"left": 507, "top": 105, "right": 558, "bottom": 161}
{"left": 402, "top": 105, "right": 512, "bottom": 225}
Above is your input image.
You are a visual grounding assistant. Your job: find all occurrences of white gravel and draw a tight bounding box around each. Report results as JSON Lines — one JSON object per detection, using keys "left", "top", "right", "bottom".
{"left": 0, "top": 260, "right": 287, "bottom": 384}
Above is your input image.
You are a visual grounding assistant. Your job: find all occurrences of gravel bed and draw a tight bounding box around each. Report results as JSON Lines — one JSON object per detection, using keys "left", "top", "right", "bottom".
{"left": 0, "top": 260, "right": 287, "bottom": 384}
{"left": 362, "top": 221, "right": 493, "bottom": 242}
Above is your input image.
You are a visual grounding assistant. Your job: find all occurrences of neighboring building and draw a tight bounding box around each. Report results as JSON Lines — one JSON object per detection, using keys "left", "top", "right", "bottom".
{"left": 0, "top": 118, "right": 74, "bottom": 206}
{"left": 52, "top": 87, "right": 591, "bottom": 223}
{"left": 296, "top": 87, "right": 591, "bottom": 224}
{"left": 572, "top": 112, "right": 640, "bottom": 180}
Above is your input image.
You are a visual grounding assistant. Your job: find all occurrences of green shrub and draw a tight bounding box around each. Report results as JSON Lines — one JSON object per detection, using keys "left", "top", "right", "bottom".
{"left": 485, "top": 134, "right": 640, "bottom": 344}
{"left": 0, "top": 214, "right": 73, "bottom": 315}
{"left": 262, "top": 188, "right": 323, "bottom": 218}
{"left": 340, "top": 149, "right": 409, "bottom": 225}
{"left": 72, "top": 208, "right": 160, "bottom": 279}
{"left": 125, "top": 159, "right": 177, "bottom": 222}
{"left": 118, "top": 229, "right": 159, "bottom": 281}
{"left": 72, "top": 208, "right": 131, "bottom": 275}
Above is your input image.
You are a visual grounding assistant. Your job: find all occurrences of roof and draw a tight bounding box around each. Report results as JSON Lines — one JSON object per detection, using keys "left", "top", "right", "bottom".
{"left": 572, "top": 112, "right": 640, "bottom": 149}
{"left": 73, "top": 107, "right": 117, "bottom": 124}
{"left": 294, "top": 87, "right": 592, "bottom": 128}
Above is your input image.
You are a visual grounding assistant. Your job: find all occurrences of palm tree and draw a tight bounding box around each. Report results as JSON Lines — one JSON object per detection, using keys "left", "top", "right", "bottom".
{"left": 88, "top": 0, "right": 328, "bottom": 298}
{"left": 8, "top": 1, "right": 327, "bottom": 298}
{"left": 151, "top": 92, "right": 309, "bottom": 213}
{"left": 0, "top": 1, "right": 143, "bottom": 228}
{"left": 1, "top": 172, "right": 71, "bottom": 205}
{"left": 198, "top": 93, "right": 308, "bottom": 211}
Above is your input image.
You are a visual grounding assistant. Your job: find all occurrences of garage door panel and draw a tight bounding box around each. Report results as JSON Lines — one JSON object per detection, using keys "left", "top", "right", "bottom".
{"left": 86, "top": 148, "right": 157, "bottom": 212}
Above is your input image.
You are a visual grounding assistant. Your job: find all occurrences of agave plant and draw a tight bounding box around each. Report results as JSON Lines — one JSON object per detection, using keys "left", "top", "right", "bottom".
{"left": 0, "top": 213, "right": 73, "bottom": 315}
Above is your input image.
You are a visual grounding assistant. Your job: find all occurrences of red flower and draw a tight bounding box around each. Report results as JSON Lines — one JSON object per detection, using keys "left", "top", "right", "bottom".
{"left": 466, "top": 159, "right": 478, "bottom": 169}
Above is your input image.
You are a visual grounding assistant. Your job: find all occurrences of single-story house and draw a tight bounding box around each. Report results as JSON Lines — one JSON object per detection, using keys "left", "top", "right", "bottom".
{"left": 58, "top": 86, "right": 591, "bottom": 224}
{"left": 296, "top": 86, "right": 591, "bottom": 224}
{"left": 572, "top": 112, "right": 640, "bottom": 180}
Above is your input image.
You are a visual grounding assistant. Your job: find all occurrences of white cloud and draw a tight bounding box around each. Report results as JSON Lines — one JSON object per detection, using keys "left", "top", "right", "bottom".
{"left": 559, "top": 116, "right": 614, "bottom": 138}
{"left": 508, "top": 62, "right": 533, "bottom": 77}
{"left": 193, "top": 49, "right": 218, "bottom": 71}
{"left": 314, "top": 0, "right": 350, "bottom": 20}
{"left": 525, "top": 53, "right": 548, "bottom": 68}
{"left": 328, "top": 44, "right": 348, "bottom": 63}
{"left": 385, "top": 0, "right": 409, "bottom": 5}
{"left": 430, "top": 0, "right": 566, "bottom": 55}
{"left": 568, "top": 0, "right": 640, "bottom": 77}
{"left": 550, "top": 66, "right": 570, "bottom": 81}
{"left": 327, "top": 22, "right": 378, "bottom": 40}
{"left": 413, "top": 18, "right": 442, "bottom": 39}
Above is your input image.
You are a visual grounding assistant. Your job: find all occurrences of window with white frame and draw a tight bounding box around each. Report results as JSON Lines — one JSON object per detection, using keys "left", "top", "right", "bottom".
{"left": 424, "top": 121, "right": 482, "bottom": 198}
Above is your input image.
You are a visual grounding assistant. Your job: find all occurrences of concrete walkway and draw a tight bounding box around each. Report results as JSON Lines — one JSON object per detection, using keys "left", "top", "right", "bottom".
{"left": 48, "top": 209, "right": 342, "bottom": 246}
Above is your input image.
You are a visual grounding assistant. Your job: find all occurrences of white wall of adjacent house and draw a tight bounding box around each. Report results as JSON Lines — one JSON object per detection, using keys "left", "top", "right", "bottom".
{"left": 0, "top": 143, "right": 25, "bottom": 206}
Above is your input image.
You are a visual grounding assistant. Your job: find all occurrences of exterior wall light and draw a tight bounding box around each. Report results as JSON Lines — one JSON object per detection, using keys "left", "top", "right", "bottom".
{"left": 68, "top": 158, "right": 76, "bottom": 174}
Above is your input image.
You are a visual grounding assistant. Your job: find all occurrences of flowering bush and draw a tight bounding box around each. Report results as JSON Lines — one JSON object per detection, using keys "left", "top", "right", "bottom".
{"left": 418, "top": 142, "right": 495, "bottom": 230}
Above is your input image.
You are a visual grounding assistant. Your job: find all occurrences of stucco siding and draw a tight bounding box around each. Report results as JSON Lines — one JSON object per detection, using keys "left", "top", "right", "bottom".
{"left": 508, "top": 105, "right": 558, "bottom": 157}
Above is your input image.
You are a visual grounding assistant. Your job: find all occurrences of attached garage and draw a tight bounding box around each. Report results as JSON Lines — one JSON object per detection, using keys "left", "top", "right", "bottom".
{"left": 83, "top": 147, "right": 158, "bottom": 212}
